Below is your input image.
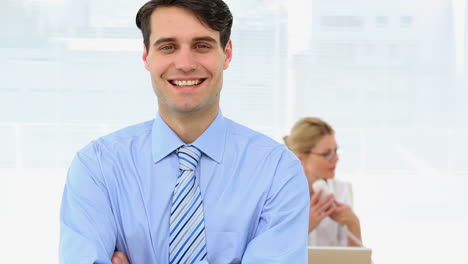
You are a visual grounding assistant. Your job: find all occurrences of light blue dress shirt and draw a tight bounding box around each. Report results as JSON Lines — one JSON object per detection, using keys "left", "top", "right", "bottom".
{"left": 60, "top": 111, "right": 309, "bottom": 264}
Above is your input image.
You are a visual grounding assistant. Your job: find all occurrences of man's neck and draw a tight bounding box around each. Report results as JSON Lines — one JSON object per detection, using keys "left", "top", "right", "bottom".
{"left": 160, "top": 108, "right": 219, "bottom": 144}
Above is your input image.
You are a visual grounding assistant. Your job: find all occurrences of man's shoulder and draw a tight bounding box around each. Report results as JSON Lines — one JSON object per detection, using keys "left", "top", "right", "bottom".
{"left": 80, "top": 119, "right": 154, "bottom": 154}
{"left": 225, "top": 118, "right": 282, "bottom": 148}
{"left": 103, "top": 119, "right": 154, "bottom": 141}
{"left": 224, "top": 118, "right": 300, "bottom": 163}
{"left": 68, "top": 120, "right": 155, "bottom": 183}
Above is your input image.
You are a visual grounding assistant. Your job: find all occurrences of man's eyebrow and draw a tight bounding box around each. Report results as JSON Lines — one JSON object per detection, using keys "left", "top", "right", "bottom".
{"left": 153, "top": 37, "right": 176, "bottom": 47}
{"left": 152, "top": 36, "right": 218, "bottom": 47}
{"left": 193, "top": 36, "right": 218, "bottom": 43}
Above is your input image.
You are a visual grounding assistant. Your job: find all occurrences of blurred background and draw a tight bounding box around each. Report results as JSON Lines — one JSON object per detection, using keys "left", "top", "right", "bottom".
{"left": 0, "top": 0, "right": 467, "bottom": 263}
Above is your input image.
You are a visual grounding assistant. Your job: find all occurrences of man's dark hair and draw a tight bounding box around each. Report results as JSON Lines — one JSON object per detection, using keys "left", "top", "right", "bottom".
{"left": 136, "top": 0, "right": 233, "bottom": 51}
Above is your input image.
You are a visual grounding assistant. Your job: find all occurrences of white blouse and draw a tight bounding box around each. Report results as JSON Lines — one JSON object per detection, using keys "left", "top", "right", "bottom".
{"left": 308, "top": 178, "right": 352, "bottom": 246}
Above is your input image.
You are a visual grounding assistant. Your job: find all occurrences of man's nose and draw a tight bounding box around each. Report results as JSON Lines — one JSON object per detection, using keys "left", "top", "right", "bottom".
{"left": 174, "top": 48, "right": 197, "bottom": 72}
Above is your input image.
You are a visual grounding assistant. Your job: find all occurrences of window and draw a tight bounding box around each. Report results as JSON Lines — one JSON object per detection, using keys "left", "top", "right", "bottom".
{"left": 376, "top": 15, "right": 389, "bottom": 27}
{"left": 401, "top": 15, "right": 413, "bottom": 27}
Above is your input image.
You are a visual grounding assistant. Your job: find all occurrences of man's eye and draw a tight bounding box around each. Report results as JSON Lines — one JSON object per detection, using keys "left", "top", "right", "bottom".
{"left": 195, "top": 43, "right": 210, "bottom": 49}
{"left": 160, "top": 45, "right": 174, "bottom": 51}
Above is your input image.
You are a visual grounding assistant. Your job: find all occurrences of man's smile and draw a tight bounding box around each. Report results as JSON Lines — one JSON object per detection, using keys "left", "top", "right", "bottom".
{"left": 169, "top": 79, "right": 206, "bottom": 86}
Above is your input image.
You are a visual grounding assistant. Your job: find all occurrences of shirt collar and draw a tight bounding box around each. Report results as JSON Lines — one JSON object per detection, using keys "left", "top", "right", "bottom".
{"left": 152, "top": 110, "right": 226, "bottom": 164}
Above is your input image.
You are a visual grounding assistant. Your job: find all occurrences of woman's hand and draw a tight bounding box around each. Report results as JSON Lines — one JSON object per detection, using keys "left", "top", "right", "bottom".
{"left": 329, "top": 200, "right": 359, "bottom": 227}
{"left": 329, "top": 200, "right": 362, "bottom": 246}
{"left": 309, "top": 190, "right": 336, "bottom": 232}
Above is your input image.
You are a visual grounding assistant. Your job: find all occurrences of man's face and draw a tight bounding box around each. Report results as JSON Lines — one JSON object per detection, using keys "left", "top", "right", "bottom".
{"left": 143, "top": 6, "right": 232, "bottom": 117}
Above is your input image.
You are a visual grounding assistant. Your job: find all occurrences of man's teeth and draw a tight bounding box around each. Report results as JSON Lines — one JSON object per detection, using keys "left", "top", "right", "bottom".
{"left": 172, "top": 80, "right": 201, "bottom": 86}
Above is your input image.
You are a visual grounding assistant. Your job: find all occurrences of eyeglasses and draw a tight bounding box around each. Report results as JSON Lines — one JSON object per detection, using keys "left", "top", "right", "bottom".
{"left": 306, "top": 147, "right": 339, "bottom": 160}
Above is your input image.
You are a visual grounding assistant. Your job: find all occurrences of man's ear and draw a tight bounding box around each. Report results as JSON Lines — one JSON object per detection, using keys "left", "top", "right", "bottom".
{"left": 142, "top": 45, "right": 150, "bottom": 71}
{"left": 223, "top": 40, "right": 233, "bottom": 70}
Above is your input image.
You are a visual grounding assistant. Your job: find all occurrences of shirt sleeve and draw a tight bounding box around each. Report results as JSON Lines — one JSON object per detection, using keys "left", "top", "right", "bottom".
{"left": 60, "top": 143, "right": 117, "bottom": 264}
{"left": 241, "top": 150, "right": 310, "bottom": 264}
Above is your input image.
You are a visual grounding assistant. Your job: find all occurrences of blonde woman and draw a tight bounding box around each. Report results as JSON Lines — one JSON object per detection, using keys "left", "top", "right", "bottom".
{"left": 284, "top": 117, "right": 362, "bottom": 246}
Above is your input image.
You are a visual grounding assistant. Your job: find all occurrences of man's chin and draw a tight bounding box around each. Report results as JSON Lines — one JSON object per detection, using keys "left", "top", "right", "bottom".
{"left": 169, "top": 104, "right": 210, "bottom": 116}
{"left": 176, "top": 104, "right": 203, "bottom": 114}
{"left": 159, "top": 99, "right": 218, "bottom": 117}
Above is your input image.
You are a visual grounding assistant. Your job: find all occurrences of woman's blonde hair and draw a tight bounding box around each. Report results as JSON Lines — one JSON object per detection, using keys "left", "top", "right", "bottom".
{"left": 283, "top": 117, "right": 335, "bottom": 154}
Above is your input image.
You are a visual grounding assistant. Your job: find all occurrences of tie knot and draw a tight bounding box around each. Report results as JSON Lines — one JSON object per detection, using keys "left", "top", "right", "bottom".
{"left": 177, "top": 145, "right": 202, "bottom": 171}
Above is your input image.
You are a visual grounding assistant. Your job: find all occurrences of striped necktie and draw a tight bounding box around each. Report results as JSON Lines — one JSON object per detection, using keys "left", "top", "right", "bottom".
{"left": 169, "top": 145, "right": 208, "bottom": 264}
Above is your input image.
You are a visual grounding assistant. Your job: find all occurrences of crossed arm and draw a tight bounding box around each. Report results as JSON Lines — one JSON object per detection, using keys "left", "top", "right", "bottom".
{"left": 111, "top": 252, "right": 129, "bottom": 264}
{"left": 60, "top": 146, "right": 310, "bottom": 263}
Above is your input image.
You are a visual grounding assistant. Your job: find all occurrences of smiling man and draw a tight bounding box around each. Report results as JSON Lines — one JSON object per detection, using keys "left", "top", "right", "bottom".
{"left": 59, "top": 0, "right": 309, "bottom": 263}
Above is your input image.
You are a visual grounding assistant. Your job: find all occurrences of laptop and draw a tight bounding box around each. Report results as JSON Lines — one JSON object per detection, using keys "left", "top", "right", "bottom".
{"left": 308, "top": 246, "right": 372, "bottom": 264}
